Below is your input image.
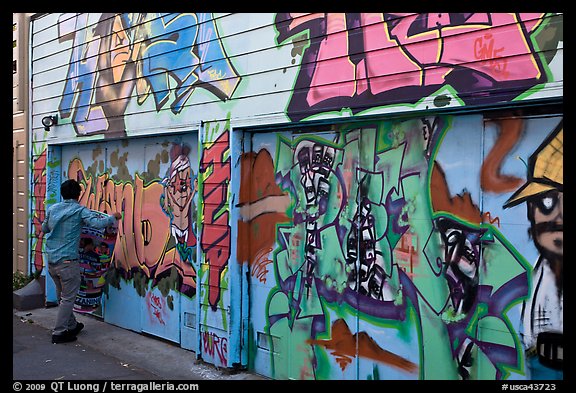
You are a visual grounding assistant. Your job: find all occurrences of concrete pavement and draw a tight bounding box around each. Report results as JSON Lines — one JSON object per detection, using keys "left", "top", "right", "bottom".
{"left": 13, "top": 307, "right": 267, "bottom": 381}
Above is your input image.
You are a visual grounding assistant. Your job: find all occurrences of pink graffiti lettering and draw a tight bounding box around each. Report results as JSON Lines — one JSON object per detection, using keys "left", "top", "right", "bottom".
{"left": 276, "top": 13, "right": 546, "bottom": 121}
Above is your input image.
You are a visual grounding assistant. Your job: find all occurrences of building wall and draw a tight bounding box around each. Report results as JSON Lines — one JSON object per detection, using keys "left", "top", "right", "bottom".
{"left": 13, "top": 13, "right": 33, "bottom": 275}
{"left": 28, "top": 13, "right": 563, "bottom": 380}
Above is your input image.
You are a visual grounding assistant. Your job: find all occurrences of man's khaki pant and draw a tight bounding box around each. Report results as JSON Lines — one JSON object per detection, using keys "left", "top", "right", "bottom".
{"left": 48, "top": 260, "right": 81, "bottom": 336}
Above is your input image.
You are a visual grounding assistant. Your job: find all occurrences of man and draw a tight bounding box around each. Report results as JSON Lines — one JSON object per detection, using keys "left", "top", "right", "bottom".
{"left": 42, "top": 179, "right": 121, "bottom": 344}
{"left": 503, "top": 121, "right": 563, "bottom": 379}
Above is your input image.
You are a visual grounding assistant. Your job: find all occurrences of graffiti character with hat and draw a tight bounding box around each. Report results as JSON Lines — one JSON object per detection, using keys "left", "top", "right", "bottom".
{"left": 503, "top": 120, "right": 563, "bottom": 379}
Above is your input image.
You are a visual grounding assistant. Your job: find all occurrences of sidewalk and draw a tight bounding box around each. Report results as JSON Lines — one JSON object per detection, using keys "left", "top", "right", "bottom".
{"left": 13, "top": 306, "right": 267, "bottom": 381}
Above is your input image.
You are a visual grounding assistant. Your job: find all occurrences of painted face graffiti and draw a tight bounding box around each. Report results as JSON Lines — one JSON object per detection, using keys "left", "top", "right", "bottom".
{"left": 529, "top": 190, "right": 563, "bottom": 259}
{"left": 503, "top": 120, "right": 563, "bottom": 373}
{"left": 162, "top": 143, "right": 198, "bottom": 256}
{"left": 436, "top": 217, "right": 484, "bottom": 315}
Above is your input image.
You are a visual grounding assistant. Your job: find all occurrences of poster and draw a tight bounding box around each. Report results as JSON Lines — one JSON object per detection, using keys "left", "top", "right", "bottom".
{"left": 74, "top": 211, "right": 118, "bottom": 316}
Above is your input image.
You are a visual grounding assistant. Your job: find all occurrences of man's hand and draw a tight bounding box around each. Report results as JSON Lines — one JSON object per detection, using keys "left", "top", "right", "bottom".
{"left": 112, "top": 212, "right": 122, "bottom": 220}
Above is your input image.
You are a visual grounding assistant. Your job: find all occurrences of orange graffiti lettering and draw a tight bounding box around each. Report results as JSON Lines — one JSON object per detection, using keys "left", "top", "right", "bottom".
{"left": 68, "top": 158, "right": 196, "bottom": 291}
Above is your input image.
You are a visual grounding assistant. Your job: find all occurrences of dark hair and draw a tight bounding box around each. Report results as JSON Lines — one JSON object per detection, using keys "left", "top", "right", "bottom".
{"left": 61, "top": 179, "right": 82, "bottom": 200}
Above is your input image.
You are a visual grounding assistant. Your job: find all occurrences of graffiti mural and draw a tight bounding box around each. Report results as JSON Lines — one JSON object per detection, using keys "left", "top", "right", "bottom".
{"left": 197, "top": 120, "right": 233, "bottom": 367}
{"left": 57, "top": 13, "right": 241, "bottom": 136}
{"left": 64, "top": 141, "right": 199, "bottom": 298}
{"left": 503, "top": 121, "right": 563, "bottom": 379}
{"left": 161, "top": 143, "right": 198, "bottom": 265}
{"left": 242, "top": 115, "right": 563, "bottom": 380}
{"left": 431, "top": 161, "right": 528, "bottom": 380}
{"left": 266, "top": 123, "right": 429, "bottom": 379}
{"left": 275, "top": 13, "right": 556, "bottom": 121}
{"left": 199, "top": 128, "right": 231, "bottom": 310}
{"left": 28, "top": 12, "right": 562, "bottom": 380}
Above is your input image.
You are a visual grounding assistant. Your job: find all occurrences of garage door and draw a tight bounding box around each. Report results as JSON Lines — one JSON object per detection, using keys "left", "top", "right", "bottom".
{"left": 60, "top": 133, "right": 199, "bottom": 347}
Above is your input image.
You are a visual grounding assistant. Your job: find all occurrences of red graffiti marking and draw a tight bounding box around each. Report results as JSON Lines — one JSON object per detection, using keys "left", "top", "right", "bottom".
{"left": 251, "top": 248, "right": 273, "bottom": 284}
{"left": 200, "top": 131, "right": 231, "bottom": 309}
{"left": 148, "top": 293, "right": 166, "bottom": 325}
{"left": 474, "top": 33, "right": 509, "bottom": 79}
{"left": 31, "top": 150, "right": 47, "bottom": 272}
{"left": 394, "top": 232, "right": 419, "bottom": 279}
{"left": 152, "top": 308, "right": 165, "bottom": 325}
{"left": 151, "top": 293, "right": 162, "bottom": 308}
{"left": 483, "top": 212, "right": 501, "bottom": 228}
{"left": 201, "top": 331, "right": 228, "bottom": 366}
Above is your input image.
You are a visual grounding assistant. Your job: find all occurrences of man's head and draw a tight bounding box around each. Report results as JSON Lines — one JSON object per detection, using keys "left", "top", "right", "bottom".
{"left": 61, "top": 179, "right": 82, "bottom": 201}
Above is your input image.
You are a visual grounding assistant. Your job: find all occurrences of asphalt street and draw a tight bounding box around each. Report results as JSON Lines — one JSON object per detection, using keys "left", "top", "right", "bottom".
{"left": 13, "top": 313, "right": 158, "bottom": 380}
{"left": 12, "top": 307, "right": 266, "bottom": 382}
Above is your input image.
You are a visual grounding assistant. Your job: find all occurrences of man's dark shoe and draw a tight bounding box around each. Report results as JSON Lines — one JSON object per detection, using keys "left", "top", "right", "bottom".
{"left": 52, "top": 333, "right": 77, "bottom": 344}
{"left": 69, "top": 322, "right": 84, "bottom": 336}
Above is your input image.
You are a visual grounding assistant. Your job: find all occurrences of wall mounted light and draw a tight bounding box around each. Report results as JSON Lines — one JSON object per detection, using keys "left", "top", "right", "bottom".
{"left": 41, "top": 115, "right": 58, "bottom": 131}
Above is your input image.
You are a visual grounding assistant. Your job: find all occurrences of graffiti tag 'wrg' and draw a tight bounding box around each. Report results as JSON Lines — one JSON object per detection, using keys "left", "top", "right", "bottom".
{"left": 57, "top": 13, "right": 241, "bottom": 136}
{"left": 275, "top": 13, "right": 548, "bottom": 121}
{"left": 201, "top": 330, "right": 228, "bottom": 366}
